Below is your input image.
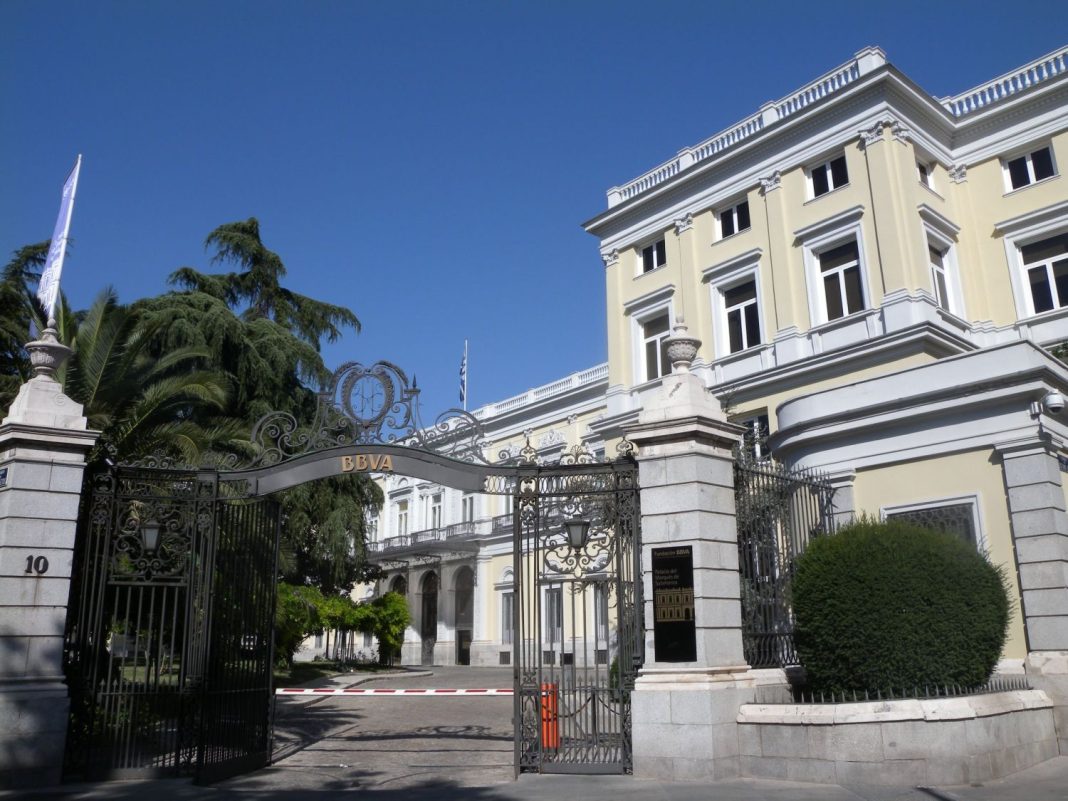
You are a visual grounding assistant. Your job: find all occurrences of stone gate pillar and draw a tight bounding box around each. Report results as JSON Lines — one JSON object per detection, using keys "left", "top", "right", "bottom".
{"left": 0, "top": 330, "right": 97, "bottom": 788}
{"left": 996, "top": 437, "right": 1068, "bottom": 753}
{"left": 624, "top": 319, "right": 781, "bottom": 781}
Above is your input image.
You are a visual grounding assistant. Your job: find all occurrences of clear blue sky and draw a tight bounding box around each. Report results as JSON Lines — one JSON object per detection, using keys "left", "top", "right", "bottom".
{"left": 3, "top": 1, "right": 1066, "bottom": 419}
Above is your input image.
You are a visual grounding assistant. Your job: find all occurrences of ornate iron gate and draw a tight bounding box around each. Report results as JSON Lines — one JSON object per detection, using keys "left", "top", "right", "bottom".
{"left": 734, "top": 459, "right": 836, "bottom": 668}
{"left": 512, "top": 451, "right": 642, "bottom": 774}
{"left": 63, "top": 467, "right": 279, "bottom": 783}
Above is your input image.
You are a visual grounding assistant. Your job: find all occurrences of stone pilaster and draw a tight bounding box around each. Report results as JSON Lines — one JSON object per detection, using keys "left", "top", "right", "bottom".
{"left": 0, "top": 374, "right": 97, "bottom": 788}
{"left": 996, "top": 438, "right": 1068, "bottom": 753}
{"left": 625, "top": 359, "right": 782, "bottom": 781}
{"left": 826, "top": 469, "right": 857, "bottom": 528}
{"left": 996, "top": 440, "right": 1068, "bottom": 652}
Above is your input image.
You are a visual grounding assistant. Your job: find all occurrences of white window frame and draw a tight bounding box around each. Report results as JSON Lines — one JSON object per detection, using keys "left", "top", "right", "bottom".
{"left": 637, "top": 236, "right": 667, "bottom": 276}
{"left": 996, "top": 201, "right": 1068, "bottom": 321}
{"left": 461, "top": 494, "right": 475, "bottom": 523}
{"left": 807, "top": 153, "right": 849, "bottom": 199}
{"left": 543, "top": 586, "right": 564, "bottom": 646}
{"left": 880, "top": 494, "right": 986, "bottom": 554}
{"left": 396, "top": 499, "right": 409, "bottom": 538}
{"left": 797, "top": 207, "right": 870, "bottom": 326}
{"left": 430, "top": 492, "right": 442, "bottom": 530}
{"left": 500, "top": 589, "right": 514, "bottom": 645}
{"left": 918, "top": 204, "right": 964, "bottom": 317}
{"left": 717, "top": 197, "right": 751, "bottom": 240}
{"left": 705, "top": 249, "right": 764, "bottom": 359}
{"left": 917, "top": 160, "right": 934, "bottom": 190}
{"left": 624, "top": 284, "right": 675, "bottom": 385}
{"left": 593, "top": 581, "right": 609, "bottom": 643}
{"left": 1001, "top": 144, "right": 1058, "bottom": 193}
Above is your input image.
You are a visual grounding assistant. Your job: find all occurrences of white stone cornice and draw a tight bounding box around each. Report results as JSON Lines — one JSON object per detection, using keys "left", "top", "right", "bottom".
{"left": 601, "top": 248, "right": 620, "bottom": 268}
{"left": 859, "top": 120, "right": 885, "bottom": 148}
{"left": 917, "top": 203, "right": 962, "bottom": 239}
{"left": 890, "top": 119, "right": 911, "bottom": 145}
{"left": 623, "top": 283, "right": 676, "bottom": 316}
{"left": 994, "top": 199, "right": 1068, "bottom": 236}
{"left": 948, "top": 164, "right": 968, "bottom": 184}
{"left": 759, "top": 170, "right": 782, "bottom": 194}
{"left": 701, "top": 247, "right": 764, "bottom": 283}
{"left": 792, "top": 205, "right": 865, "bottom": 242}
{"left": 673, "top": 213, "right": 693, "bottom": 235}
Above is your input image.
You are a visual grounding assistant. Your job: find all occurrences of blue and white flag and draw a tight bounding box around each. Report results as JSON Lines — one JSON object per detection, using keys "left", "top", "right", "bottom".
{"left": 459, "top": 340, "right": 468, "bottom": 408}
{"left": 36, "top": 155, "right": 82, "bottom": 323}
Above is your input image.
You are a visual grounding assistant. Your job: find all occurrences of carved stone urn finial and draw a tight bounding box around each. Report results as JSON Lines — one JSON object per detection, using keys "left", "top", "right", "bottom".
{"left": 25, "top": 326, "right": 72, "bottom": 380}
{"left": 664, "top": 314, "right": 701, "bottom": 374}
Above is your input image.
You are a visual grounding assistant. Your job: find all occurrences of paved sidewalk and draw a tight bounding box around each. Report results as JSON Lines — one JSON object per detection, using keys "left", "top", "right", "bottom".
{"left": 8, "top": 666, "right": 1067, "bottom": 801}
{"left": 11, "top": 759, "right": 1068, "bottom": 801}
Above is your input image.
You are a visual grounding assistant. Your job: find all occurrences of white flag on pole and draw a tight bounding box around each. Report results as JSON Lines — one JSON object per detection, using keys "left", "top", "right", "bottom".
{"left": 460, "top": 340, "right": 468, "bottom": 409}
{"left": 36, "top": 155, "right": 82, "bottom": 324}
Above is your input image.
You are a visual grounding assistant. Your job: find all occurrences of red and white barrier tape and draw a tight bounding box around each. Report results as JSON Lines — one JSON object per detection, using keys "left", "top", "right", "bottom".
{"left": 276, "top": 687, "right": 514, "bottom": 696}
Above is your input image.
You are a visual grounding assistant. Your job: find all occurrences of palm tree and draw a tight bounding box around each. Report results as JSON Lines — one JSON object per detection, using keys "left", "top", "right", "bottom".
{"left": 169, "top": 218, "right": 360, "bottom": 350}
{"left": 59, "top": 288, "right": 243, "bottom": 465}
{"left": 0, "top": 242, "right": 48, "bottom": 411}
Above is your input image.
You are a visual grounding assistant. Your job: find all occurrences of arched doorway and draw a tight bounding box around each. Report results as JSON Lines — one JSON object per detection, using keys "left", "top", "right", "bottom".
{"left": 453, "top": 566, "right": 474, "bottom": 665}
{"left": 420, "top": 571, "right": 438, "bottom": 666}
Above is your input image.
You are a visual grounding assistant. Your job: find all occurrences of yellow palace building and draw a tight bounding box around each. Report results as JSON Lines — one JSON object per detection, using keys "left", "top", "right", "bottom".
{"left": 335, "top": 45, "right": 1068, "bottom": 685}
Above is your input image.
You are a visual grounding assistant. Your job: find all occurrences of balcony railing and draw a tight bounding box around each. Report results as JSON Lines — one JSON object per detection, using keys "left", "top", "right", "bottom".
{"left": 369, "top": 517, "right": 495, "bottom": 555}
{"left": 941, "top": 46, "right": 1068, "bottom": 118}
{"left": 607, "top": 48, "right": 885, "bottom": 207}
{"left": 473, "top": 363, "right": 608, "bottom": 420}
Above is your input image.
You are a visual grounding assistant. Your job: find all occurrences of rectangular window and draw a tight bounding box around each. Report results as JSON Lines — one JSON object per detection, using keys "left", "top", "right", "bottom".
{"left": 430, "top": 493, "right": 442, "bottom": 530}
{"left": 641, "top": 239, "right": 667, "bottom": 274}
{"left": 886, "top": 502, "right": 978, "bottom": 548}
{"left": 501, "top": 591, "right": 514, "bottom": 644}
{"left": 642, "top": 313, "right": 671, "bottom": 380}
{"left": 397, "top": 500, "right": 409, "bottom": 537}
{"left": 811, "top": 155, "right": 848, "bottom": 197}
{"left": 917, "top": 162, "right": 932, "bottom": 188}
{"left": 929, "top": 244, "right": 951, "bottom": 311}
{"left": 730, "top": 412, "right": 770, "bottom": 462}
{"left": 719, "top": 200, "right": 751, "bottom": 238}
{"left": 1005, "top": 146, "right": 1056, "bottom": 190}
{"left": 545, "top": 587, "right": 563, "bottom": 645}
{"left": 818, "top": 240, "right": 865, "bottom": 320}
{"left": 723, "top": 279, "right": 761, "bottom": 353}
{"left": 461, "top": 494, "right": 475, "bottom": 523}
{"left": 594, "top": 583, "right": 609, "bottom": 642}
{"left": 1022, "top": 233, "right": 1068, "bottom": 314}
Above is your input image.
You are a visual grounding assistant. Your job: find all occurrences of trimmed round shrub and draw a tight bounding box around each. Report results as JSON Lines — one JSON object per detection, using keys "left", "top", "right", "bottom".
{"left": 792, "top": 516, "right": 1010, "bottom": 693}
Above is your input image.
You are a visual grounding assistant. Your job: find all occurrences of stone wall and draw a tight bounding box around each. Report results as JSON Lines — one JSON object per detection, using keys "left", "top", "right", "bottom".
{"left": 737, "top": 690, "right": 1058, "bottom": 785}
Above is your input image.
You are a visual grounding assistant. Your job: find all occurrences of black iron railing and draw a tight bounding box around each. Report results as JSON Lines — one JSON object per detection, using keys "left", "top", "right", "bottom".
{"left": 734, "top": 458, "right": 836, "bottom": 669}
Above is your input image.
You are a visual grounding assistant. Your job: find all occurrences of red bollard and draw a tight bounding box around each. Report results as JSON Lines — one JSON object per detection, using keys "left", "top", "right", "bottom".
{"left": 540, "top": 682, "right": 559, "bottom": 750}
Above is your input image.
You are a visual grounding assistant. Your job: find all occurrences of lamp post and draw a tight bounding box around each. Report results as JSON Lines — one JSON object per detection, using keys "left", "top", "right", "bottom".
{"left": 564, "top": 517, "right": 591, "bottom": 551}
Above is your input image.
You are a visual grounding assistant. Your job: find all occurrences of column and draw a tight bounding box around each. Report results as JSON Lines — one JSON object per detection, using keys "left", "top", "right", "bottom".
{"left": 624, "top": 321, "right": 783, "bottom": 782}
{"left": 0, "top": 329, "right": 97, "bottom": 788}
{"left": 472, "top": 553, "right": 492, "bottom": 666}
{"left": 997, "top": 439, "right": 1068, "bottom": 752}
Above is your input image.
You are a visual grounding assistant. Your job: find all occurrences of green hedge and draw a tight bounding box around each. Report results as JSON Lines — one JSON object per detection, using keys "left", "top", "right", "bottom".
{"left": 792, "top": 517, "right": 1010, "bottom": 693}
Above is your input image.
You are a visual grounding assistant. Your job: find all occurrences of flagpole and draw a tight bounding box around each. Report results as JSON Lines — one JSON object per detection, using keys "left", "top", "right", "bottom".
{"left": 463, "top": 339, "right": 468, "bottom": 411}
{"left": 37, "top": 154, "right": 82, "bottom": 328}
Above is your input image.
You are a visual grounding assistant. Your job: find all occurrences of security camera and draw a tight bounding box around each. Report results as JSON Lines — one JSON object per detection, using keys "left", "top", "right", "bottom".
{"left": 1043, "top": 391, "right": 1066, "bottom": 415}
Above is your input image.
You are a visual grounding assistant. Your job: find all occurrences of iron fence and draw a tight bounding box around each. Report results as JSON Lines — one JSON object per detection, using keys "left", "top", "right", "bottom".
{"left": 733, "top": 458, "right": 836, "bottom": 669}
